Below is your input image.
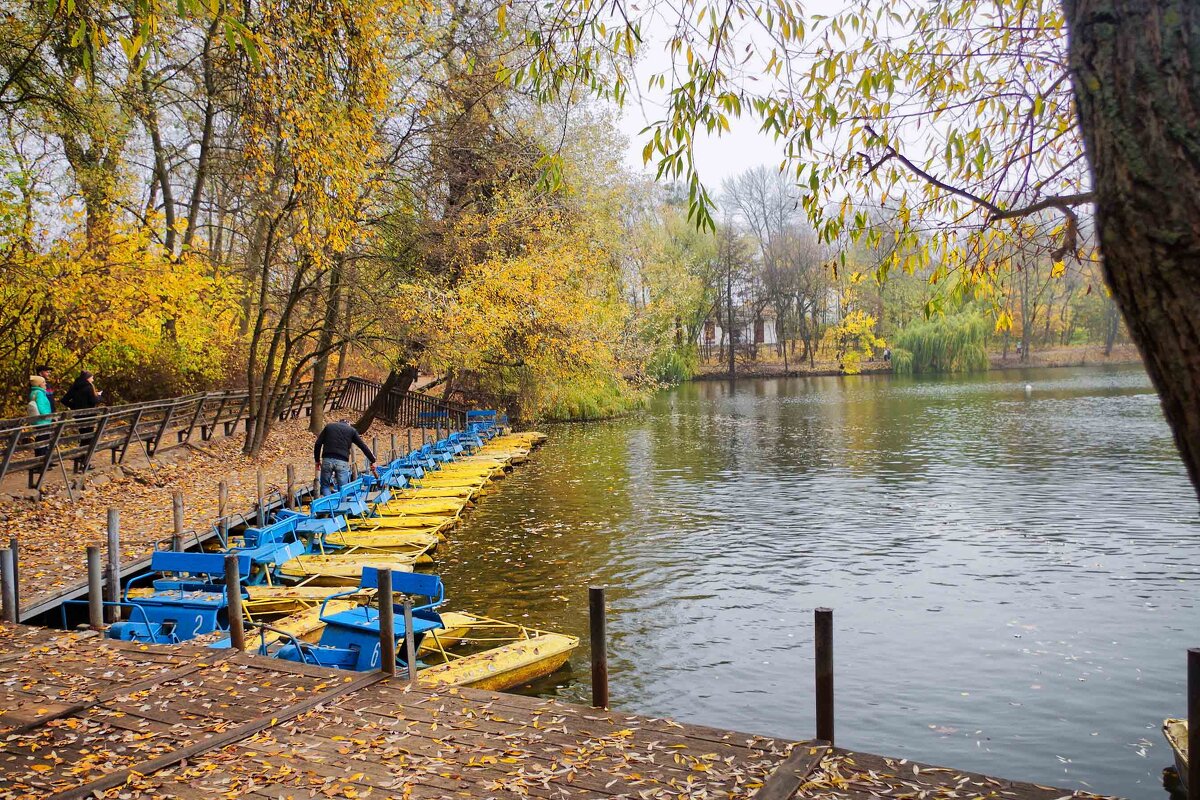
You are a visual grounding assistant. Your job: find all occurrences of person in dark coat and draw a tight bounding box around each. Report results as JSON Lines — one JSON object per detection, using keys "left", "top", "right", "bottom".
{"left": 314, "top": 419, "right": 376, "bottom": 495}
{"left": 61, "top": 371, "right": 102, "bottom": 410}
{"left": 61, "top": 371, "right": 103, "bottom": 448}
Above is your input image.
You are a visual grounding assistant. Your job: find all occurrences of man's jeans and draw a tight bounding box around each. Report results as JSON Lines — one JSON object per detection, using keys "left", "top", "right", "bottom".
{"left": 320, "top": 457, "right": 352, "bottom": 495}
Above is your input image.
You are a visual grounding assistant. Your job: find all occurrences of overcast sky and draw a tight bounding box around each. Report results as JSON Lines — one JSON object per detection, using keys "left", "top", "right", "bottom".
{"left": 609, "top": 24, "right": 792, "bottom": 193}
{"left": 614, "top": 101, "right": 788, "bottom": 191}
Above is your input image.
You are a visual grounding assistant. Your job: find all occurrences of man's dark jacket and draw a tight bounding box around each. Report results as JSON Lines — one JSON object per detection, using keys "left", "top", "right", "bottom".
{"left": 314, "top": 421, "right": 375, "bottom": 464}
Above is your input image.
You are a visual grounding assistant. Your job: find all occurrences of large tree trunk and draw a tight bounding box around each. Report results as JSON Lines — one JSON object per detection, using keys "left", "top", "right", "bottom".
{"left": 309, "top": 255, "right": 345, "bottom": 433}
{"left": 1065, "top": 0, "right": 1200, "bottom": 492}
{"left": 355, "top": 364, "right": 418, "bottom": 433}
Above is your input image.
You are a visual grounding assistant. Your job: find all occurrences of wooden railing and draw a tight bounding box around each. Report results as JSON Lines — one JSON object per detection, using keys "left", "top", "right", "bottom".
{"left": 0, "top": 376, "right": 469, "bottom": 492}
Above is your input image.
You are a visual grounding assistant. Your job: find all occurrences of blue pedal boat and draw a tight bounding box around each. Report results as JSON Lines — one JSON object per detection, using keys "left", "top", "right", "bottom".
{"left": 104, "top": 551, "right": 252, "bottom": 644}
{"left": 274, "top": 567, "right": 445, "bottom": 671}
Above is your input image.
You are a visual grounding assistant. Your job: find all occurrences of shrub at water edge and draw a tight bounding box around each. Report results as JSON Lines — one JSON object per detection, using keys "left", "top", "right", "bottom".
{"left": 894, "top": 314, "right": 990, "bottom": 374}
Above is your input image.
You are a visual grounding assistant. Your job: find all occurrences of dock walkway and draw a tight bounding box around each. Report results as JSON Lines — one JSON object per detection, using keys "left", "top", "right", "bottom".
{"left": 0, "top": 625, "right": 1115, "bottom": 800}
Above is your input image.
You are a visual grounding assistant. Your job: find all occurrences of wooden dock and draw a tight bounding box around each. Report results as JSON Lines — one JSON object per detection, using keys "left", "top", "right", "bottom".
{"left": 0, "top": 624, "right": 1116, "bottom": 800}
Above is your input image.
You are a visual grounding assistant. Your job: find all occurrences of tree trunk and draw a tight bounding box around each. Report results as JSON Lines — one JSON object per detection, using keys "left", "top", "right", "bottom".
{"left": 310, "top": 255, "right": 345, "bottom": 433}
{"left": 1066, "top": 0, "right": 1200, "bottom": 493}
{"left": 1104, "top": 299, "right": 1120, "bottom": 356}
{"left": 355, "top": 364, "right": 418, "bottom": 433}
{"left": 726, "top": 263, "right": 736, "bottom": 378}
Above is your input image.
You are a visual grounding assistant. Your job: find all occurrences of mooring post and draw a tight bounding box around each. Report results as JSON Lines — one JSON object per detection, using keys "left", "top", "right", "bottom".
{"left": 224, "top": 554, "right": 245, "bottom": 651}
{"left": 256, "top": 468, "right": 266, "bottom": 526}
{"left": 407, "top": 429, "right": 412, "bottom": 453}
{"left": 403, "top": 600, "right": 417, "bottom": 686}
{"left": 171, "top": 491, "right": 185, "bottom": 551}
{"left": 8, "top": 537, "right": 18, "bottom": 616}
{"left": 377, "top": 568, "right": 396, "bottom": 675}
{"left": 106, "top": 508, "right": 121, "bottom": 623}
{"left": 589, "top": 586, "right": 609, "bottom": 708}
{"left": 86, "top": 546, "right": 103, "bottom": 630}
{"left": 815, "top": 607, "right": 835, "bottom": 745}
{"left": 0, "top": 548, "right": 16, "bottom": 624}
{"left": 286, "top": 464, "right": 296, "bottom": 510}
{"left": 1189, "top": 648, "right": 1199, "bottom": 800}
{"left": 390, "top": 433, "right": 397, "bottom": 462}
{"left": 218, "top": 480, "right": 228, "bottom": 519}
{"left": 372, "top": 437, "right": 379, "bottom": 466}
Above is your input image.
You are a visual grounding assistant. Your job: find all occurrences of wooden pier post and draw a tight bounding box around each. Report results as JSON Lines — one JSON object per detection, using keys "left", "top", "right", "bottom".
{"left": 218, "top": 481, "right": 228, "bottom": 519}
{"left": 106, "top": 508, "right": 121, "bottom": 623}
{"left": 224, "top": 555, "right": 245, "bottom": 651}
{"left": 286, "top": 465, "right": 296, "bottom": 510}
{"left": 171, "top": 491, "right": 185, "bottom": 551}
{"left": 372, "top": 437, "right": 379, "bottom": 466}
{"left": 8, "top": 538, "right": 18, "bottom": 616}
{"left": 403, "top": 600, "right": 417, "bottom": 686}
{"left": 0, "top": 547, "right": 16, "bottom": 623}
{"left": 1189, "top": 648, "right": 1199, "bottom": 800}
{"left": 815, "top": 607, "right": 835, "bottom": 745}
{"left": 390, "top": 433, "right": 397, "bottom": 462}
{"left": 256, "top": 469, "right": 266, "bottom": 526}
{"left": 407, "top": 429, "right": 412, "bottom": 453}
{"left": 86, "top": 546, "right": 104, "bottom": 630}
{"left": 589, "top": 586, "right": 609, "bottom": 709}
{"left": 377, "top": 569, "right": 396, "bottom": 676}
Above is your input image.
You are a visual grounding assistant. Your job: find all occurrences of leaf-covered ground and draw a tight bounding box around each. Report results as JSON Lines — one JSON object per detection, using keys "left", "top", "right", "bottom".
{"left": 0, "top": 626, "right": 795, "bottom": 800}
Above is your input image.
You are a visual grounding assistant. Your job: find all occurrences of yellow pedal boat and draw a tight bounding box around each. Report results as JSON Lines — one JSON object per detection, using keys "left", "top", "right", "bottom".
{"left": 346, "top": 514, "right": 455, "bottom": 533}
{"left": 418, "top": 630, "right": 578, "bottom": 691}
{"left": 321, "top": 528, "right": 442, "bottom": 551}
{"left": 375, "top": 498, "right": 468, "bottom": 517}
{"left": 277, "top": 553, "right": 420, "bottom": 585}
{"left": 1165, "top": 719, "right": 1189, "bottom": 791}
{"left": 395, "top": 486, "right": 480, "bottom": 500}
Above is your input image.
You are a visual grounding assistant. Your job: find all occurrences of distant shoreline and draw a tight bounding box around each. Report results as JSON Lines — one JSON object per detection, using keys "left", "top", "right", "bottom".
{"left": 689, "top": 344, "right": 1144, "bottom": 382}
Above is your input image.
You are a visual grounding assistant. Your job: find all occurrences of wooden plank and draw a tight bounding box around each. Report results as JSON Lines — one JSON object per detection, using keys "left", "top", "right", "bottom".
{"left": 5, "top": 652, "right": 236, "bottom": 735}
{"left": 45, "top": 669, "right": 386, "bottom": 800}
{"left": 752, "top": 743, "right": 829, "bottom": 799}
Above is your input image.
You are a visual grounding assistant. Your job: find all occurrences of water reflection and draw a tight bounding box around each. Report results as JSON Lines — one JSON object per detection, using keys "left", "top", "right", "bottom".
{"left": 437, "top": 364, "right": 1198, "bottom": 800}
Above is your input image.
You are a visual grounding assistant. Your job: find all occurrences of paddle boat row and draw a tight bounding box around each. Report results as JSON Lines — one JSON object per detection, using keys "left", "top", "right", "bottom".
{"left": 65, "top": 414, "right": 572, "bottom": 691}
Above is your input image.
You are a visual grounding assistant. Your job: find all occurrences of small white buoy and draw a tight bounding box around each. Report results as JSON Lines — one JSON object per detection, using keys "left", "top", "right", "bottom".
{"left": 1024, "top": 384, "right": 1033, "bottom": 397}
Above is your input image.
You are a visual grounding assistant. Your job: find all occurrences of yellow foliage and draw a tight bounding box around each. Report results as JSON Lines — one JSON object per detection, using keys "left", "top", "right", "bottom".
{"left": 0, "top": 216, "right": 241, "bottom": 410}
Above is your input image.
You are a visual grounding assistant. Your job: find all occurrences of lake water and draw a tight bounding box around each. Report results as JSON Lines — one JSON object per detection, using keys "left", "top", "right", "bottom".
{"left": 437, "top": 364, "right": 1199, "bottom": 799}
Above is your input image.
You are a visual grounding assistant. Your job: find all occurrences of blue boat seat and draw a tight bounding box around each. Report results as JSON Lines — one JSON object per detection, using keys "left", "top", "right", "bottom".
{"left": 108, "top": 551, "right": 250, "bottom": 644}
{"left": 274, "top": 568, "right": 446, "bottom": 672}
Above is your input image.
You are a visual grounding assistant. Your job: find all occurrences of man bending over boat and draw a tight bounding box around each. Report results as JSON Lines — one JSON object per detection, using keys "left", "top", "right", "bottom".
{"left": 314, "top": 419, "right": 377, "bottom": 495}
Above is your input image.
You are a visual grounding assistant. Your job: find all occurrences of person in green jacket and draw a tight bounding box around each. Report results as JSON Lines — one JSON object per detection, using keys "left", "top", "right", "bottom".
{"left": 29, "top": 375, "right": 52, "bottom": 456}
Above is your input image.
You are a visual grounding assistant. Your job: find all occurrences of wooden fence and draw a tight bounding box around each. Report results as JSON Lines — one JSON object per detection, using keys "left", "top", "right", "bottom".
{"left": 0, "top": 376, "right": 469, "bottom": 491}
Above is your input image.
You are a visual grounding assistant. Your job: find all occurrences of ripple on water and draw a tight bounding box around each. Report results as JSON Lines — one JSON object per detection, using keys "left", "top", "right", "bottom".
{"left": 437, "top": 364, "right": 1198, "bottom": 800}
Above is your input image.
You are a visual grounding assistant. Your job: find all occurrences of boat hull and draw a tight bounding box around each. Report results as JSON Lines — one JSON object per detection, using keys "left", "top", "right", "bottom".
{"left": 277, "top": 554, "right": 418, "bottom": 585}
{"left": 418, "top": 633, "right": 578, "bottom": 692}
{"left": 1165, "top": 718, "right": 1189, "bottom": 791}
